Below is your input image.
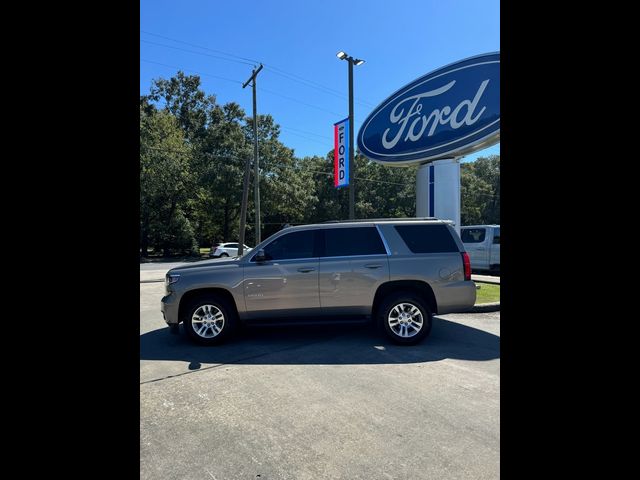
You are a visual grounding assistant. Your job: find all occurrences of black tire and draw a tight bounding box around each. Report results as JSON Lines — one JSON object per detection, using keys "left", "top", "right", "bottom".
{"left": 377, "top": 292, "right": 432, "bottom": 345}
{"left": 181, "top": 294, "right": 237, "bottom": 345}
{"left": 220, "top": 253, "right": 229, "bottom": 258}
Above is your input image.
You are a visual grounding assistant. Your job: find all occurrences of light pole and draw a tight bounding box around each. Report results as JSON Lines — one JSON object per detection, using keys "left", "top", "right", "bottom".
{"left": 336, "top": 51, "right": 364, "bottom": 220}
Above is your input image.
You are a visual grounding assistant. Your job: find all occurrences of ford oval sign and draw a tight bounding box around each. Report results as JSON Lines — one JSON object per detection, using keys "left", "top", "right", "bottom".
{"left": 357, "top": 52, "right": 500, "bottom": 165}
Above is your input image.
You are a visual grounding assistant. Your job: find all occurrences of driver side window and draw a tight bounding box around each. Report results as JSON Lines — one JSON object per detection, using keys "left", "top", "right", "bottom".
{"left": 259, "top": 230, "right": 315, "bottom": 261}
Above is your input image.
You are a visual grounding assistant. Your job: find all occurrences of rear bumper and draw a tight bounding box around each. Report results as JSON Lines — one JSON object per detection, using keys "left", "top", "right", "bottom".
{"left": 161, "top": 293, "right": 180, "bottom": 325}
{"left": 435, "top": 281, "right": 477, "bottom": 314}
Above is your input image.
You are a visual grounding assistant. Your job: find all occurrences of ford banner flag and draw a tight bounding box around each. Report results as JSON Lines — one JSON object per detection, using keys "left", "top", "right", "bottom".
{"left": 334, "top": 117, "right": 349, "bottom": 188}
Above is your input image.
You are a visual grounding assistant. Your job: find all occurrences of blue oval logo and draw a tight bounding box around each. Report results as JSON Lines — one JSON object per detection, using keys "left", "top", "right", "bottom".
{"left": 357, "top": 52, "right": 500, "bottom": 165}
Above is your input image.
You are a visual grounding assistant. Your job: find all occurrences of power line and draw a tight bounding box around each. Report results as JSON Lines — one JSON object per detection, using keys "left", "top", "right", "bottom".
{"left": 263, "top": 66, "right": 375, "bottom": 108}
{"left": 280, "top": 129, "right": 331, "bottom": 146}
{"left": 141, "top": 59, "right": 242, "bottom": 84}
{"left": 279, "top": 125, "right": 332, "bottom": 140}
{"left": 143, "top": 147, "right": 411, "bottom": 187}
{"left": 141, "top": 58, "right": 342, "bottom": 118}
{"left": 300, "top": 168, "right": 410, "bottom": 187}
{"left": 141, "top": 30, "right": 261, "bottom": 64}
{"left": 140, "top": 30, "right": 375, "bottom": 106}
{"left": 464, "top": 192, "right": 500, "bottom": 198}
{"left": 144, "top": 146, "right": 499, "bottom": 190}
{"left": 260, "top": 87, "right": 343, "bottom": 117}
{"left": 140, "top": 39, "right": 256, "bottom": 66}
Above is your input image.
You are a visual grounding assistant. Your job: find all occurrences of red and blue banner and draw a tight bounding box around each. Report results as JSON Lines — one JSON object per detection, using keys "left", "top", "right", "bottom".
{"left": 334, "top": 117, "right": 349, "bottom": 188}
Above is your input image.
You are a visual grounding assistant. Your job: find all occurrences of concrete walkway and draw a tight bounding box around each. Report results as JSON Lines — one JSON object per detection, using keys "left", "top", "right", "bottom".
{"left": 471, "top": 274, "right": 500, "bottom": 284}
{"left": 140, "top": 269, "right": 172, "bottom": 283}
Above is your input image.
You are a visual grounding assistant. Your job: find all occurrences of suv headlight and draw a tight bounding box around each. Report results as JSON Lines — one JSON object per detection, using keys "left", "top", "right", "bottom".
{"left": 166, "top": 273, "right": 181, "bottom": 287}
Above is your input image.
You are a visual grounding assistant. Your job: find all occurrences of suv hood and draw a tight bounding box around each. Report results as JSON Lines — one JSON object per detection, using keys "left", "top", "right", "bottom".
{"left": 168, "top": 258, "right": 241, "bottom": 274}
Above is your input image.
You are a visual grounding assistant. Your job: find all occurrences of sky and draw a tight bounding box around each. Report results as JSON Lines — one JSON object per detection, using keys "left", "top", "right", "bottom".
{"left": 140, "top": 0, "right": 500, "bottom": 162}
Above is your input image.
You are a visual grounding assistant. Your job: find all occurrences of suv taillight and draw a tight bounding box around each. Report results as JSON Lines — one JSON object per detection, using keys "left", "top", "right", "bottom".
{"left": 462, "top": 252, "right": 471, "bottom": 281}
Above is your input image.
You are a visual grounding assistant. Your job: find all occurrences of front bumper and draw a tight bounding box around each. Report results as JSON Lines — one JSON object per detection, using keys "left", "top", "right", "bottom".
{"left": 161, "top": 292, "right": 180, "bottom": 325}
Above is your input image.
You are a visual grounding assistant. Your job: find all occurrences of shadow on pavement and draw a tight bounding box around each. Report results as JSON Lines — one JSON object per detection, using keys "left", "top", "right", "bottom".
{"left": 140, "top": 317, "right": 499, "bottom": 367}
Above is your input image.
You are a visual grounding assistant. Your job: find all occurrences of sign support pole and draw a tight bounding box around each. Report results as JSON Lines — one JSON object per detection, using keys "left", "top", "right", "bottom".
{"left": 416, "top": 158, "right": 461, "bottom": 234}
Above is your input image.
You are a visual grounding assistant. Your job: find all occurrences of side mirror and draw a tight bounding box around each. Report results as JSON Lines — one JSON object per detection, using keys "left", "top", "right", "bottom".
{"left": 255, "top": 249, "right": 266, "bottom": 262}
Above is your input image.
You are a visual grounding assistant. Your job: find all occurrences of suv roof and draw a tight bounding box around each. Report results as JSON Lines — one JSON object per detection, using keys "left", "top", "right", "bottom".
{"left": 280, "top": 218, "right": 452, "bottom": 232}
{"left": 461, "top": 224, "right": 500, "bottom": 228}
{"left": 322, "top": 217, "right": 442, "bottom": 224}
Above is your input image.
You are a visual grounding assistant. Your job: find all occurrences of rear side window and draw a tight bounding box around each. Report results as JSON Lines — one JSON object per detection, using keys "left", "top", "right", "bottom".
{"left": 226, "top": 243, "right": 239, "bottom": 249}
{"left": 323, "top": 227, "right": 386, "bottom": 257}
{"left": 394, "top": 224, "right": 458, "bottom": 253}
{"left": 461, "top": 228, "right": 486, "bottom": 243}
{"left": 259, "top": 230, "right": 316, "bottom": 261}
{"left": 493, "top": 228, "right": 500, "bottom": 244}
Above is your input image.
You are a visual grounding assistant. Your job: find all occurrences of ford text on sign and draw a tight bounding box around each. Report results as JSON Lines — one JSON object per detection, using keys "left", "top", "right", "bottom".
{"left": 334, "top": 117, "right": 349, "bottom": 188}
{"left": 357, "top": 52, "right": 500, "bottom": 165}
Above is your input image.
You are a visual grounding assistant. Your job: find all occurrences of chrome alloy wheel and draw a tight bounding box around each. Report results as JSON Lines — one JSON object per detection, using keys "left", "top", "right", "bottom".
{"left": 387, "top": 302, "right": 423, "bottom": 338}
{"left": 191, "top": 304, "right": 225, "bottom": 338}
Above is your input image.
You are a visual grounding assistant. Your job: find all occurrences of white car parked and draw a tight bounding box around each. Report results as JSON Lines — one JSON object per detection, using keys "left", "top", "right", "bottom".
{"left": 209, "top": 242, "right": 253, "bottom": 258}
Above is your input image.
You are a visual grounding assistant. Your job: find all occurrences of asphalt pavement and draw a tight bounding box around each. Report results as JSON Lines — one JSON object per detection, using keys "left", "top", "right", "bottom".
{"left": 140, "top": 282, "right": 500, "bottom": 479}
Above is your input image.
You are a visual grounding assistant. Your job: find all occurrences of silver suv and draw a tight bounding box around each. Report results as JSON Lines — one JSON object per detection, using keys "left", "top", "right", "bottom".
{"left": 161, "top": 219, "right": 476, "bottom": 345}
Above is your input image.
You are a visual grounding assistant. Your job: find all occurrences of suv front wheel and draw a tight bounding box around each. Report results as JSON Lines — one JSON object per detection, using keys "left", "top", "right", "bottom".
{"left": 182, "top": 294, "right": 236, "bottom": 345}
{"left": 378, "top": 293, "right": 432, "bottom": 345}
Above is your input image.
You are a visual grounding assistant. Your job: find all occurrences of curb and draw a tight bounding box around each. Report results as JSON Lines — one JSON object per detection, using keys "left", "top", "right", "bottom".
{"left": 469, "top": 302, "right": 500, "bottom": 313}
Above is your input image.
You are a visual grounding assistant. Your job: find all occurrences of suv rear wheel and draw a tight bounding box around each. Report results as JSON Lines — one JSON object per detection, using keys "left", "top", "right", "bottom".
{"left": 378, "top": 292, "right": 432, "bottom": 345}
{"left": 182, "top": 294, "right": 236, "bottom": 345}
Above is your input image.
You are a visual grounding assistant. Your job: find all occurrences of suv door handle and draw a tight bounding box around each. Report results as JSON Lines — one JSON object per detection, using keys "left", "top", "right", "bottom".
{"left": 364, "top": 264, "right": 382, "bottom": 269}
{"left": 297, "top": 267, "right": 315, "bottom": 273}
{"left": 476, "top": 247, "right": 486, "bottom": 250}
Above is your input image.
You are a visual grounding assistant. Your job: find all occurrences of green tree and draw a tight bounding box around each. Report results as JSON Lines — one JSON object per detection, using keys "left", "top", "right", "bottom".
{"left": 146, "top": 71, "right": 216, "bottom": 145}
{"left": 145, "top": 72, "right": 252, "bottom": 248}
{"left": 141, "top": 70, "right": 496, "bottom": 256}
{"left": 298, "top": 152, "right": 349, "bottom": 223}
{"left": 354, "top": 155, "right": 417, "bottom": 219}
{"left": 461, "top": 155, "right": 500, "bottom": 225}
{"left": 194, "top": 101, "right": 251, "bottom": 246}
{"left": 140, "top": 101, "right": 197, "bottom": 256}
{"left": 243, "top": 115, "right": 318, "bottom": 242}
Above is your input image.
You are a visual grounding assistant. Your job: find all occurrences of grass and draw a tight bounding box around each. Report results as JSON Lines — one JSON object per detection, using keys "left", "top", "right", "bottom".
{"left": 475, "top": 282, "right": 500, "bottom": 304}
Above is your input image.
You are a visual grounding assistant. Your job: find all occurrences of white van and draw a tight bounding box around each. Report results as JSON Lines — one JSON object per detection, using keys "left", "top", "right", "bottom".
{"left": 460, "top": 225, "right": 500, "bottom": 274}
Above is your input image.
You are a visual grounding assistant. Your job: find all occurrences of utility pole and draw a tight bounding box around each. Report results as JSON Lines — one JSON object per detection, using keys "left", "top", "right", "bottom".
{"left": 242, "top": 63, "right": 263, "bottom": 252}
{"left": 237, "top": 153, "right": 251, "bottom": 257}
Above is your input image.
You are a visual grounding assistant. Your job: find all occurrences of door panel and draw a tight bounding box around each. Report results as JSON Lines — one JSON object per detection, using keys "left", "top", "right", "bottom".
{"left": 243, "top": 258, "right": 320, "bottom": 318}
{"left": 319, "top": 255, "right": 389, "bottom": 315}
{"left": 318, "top": 226, "right": 390, "bottom": 316}
{"left": 242, "top": 229, "right": 320, "bottom": 319}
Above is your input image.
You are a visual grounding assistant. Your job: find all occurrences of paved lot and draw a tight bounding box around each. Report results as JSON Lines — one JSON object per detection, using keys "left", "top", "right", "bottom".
{"left": 141, "top": 282, "right": 500, "bottom": 479}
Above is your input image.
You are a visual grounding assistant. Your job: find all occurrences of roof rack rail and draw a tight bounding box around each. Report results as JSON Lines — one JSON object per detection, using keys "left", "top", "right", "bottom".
{"left": 322, "top": 217, "right": 440, "bottom": 224}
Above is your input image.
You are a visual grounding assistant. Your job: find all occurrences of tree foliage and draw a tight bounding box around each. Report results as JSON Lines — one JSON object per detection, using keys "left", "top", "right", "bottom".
{"left": 140, "top": 72, "right": 499, "bottom": 256}
{"left": 461, "top": 155, "right": 500, "bottom": 225}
